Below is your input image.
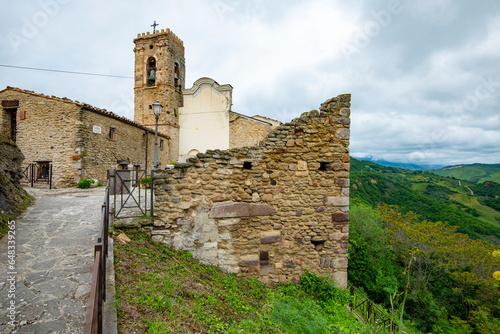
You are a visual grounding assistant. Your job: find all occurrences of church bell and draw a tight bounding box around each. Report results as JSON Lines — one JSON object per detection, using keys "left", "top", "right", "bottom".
{"left": 148, "top": 69, "right": 156, "bottom": 81}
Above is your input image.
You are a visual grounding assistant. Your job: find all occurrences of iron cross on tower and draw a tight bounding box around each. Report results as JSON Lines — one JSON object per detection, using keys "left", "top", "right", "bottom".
{"left": 151, "top": 21, "right": 159, "bottom": 33}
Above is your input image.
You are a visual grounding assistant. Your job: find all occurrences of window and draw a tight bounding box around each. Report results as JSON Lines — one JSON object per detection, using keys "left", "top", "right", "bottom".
{"left": 318, "top": 162, "right": 328, "bottom": 171}
{"left": 260, "top": 251, "right": 269, "bottom": 266}
{"left": 160, "top": 139, "right": 164, "bottom": 151}
{"left": 108, "top": 127, "right": 117, "bottom": 141}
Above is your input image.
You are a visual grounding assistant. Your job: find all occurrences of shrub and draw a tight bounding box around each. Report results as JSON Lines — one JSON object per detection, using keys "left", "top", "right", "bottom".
{"left": 77, "top": 178, "right": 94, "bottom": 189}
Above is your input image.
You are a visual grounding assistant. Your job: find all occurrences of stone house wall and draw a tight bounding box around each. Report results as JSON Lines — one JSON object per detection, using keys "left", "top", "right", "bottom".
{"left": 0, "top": 88, "right": 81, "bottom": 187}
{"left": 229, "top": 112, "right": 276, "bottom": 148}
{"left": 78, "top": 106, "right": 170, "bottom": 183}
{"left": 152, "top": 94, "right": 351, "bottom": 286}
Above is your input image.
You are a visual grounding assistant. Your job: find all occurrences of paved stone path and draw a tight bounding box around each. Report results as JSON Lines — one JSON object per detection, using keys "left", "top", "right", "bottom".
{"left": 0, "top": 187, "right": 106, "bottom": 333}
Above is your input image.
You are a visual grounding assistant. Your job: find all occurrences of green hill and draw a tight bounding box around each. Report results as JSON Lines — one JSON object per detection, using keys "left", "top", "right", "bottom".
{"left": 432, "top": 163, "right": 500, "bottom": 183}
{"left": 350, "top": 158, "right": 500, "bottom": 243}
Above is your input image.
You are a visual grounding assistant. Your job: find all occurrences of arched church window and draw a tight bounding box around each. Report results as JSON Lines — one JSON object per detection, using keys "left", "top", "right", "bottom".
{"left": 147, "top": 57, "right": 156, "bottom": 87}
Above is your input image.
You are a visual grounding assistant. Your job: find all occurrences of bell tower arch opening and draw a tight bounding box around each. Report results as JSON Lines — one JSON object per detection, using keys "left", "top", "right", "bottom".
{"left": 147, "top": 57, "right": 156, "bottom": 87}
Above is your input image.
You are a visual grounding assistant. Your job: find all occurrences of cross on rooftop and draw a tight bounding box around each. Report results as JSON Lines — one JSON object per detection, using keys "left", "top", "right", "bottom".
{"left": 151, "top": 21, "right": 159, "bottom": 33}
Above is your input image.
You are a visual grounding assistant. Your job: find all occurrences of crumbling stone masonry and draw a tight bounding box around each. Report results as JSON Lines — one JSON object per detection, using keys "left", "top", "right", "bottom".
{"left": 152, "top": 94, "right": 351, "bottom": 287}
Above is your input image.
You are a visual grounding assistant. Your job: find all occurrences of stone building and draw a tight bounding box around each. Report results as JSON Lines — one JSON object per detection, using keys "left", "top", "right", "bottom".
{"left": 0, "top": 87, "right": 170, "bottom": 188}
{"left": 149, "top": 94, "right": 351, "bottom": 287}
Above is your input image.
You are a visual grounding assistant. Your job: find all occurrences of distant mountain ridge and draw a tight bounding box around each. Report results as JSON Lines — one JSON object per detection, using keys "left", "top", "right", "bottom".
{"left": 353, "top": 156, "right": 445, "bottom": 171}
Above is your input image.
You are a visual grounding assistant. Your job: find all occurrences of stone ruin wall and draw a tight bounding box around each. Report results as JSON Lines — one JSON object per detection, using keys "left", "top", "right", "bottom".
{"left": 151, "top": 94, "right": 351, "bottom": 286}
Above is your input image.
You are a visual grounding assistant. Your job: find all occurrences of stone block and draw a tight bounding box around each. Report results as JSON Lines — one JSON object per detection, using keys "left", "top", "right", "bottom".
{"left": 211, "top": 194, "right": 225, "bottom": 202}
{"left": 151, "top": 229, "right": 171, "bottom": 236}
{"left": 260, "top": 265, "right": 273, "bottom": 275}
{"left": 179, "top": 202, "right": 192, "bottom": 210}
{"left": 210, "top": 201, "right": 276, "bottom": 218}
{"left": 297, "top": 160, "right": 308, "bottom": 171}
{"left": 177, "top": 218, "right": 193, "bottom": 226}
{"left": 328, "top": 233, "right": 344, "bottom": 241}
{"left": 332, "top": 271, "right": 347, "bottom": 289}
{"left": 239, "top": 259, "right": 259, "bottom": 267}
{"left": 210, "top": 202, "right": 250, "bottom": 218}
{"left": 320, "top": 256, "right": 330, "bottom": 268}
{"left": 219, "top": 232, "right": 231, "bottom": 240}
{"left": 261, "top": 231, "right": 281, "bottom": 244}
{"left": 334, "top": 178, "right": 349, "bottom": 187}
{"left": 331, "top": 212, "right": 349, "bottom": 223}
{"left": 238, "top": 255, "right": 259, "bottom": 267}
{"left": 218, "top": 218, "right": 240, "bottom": 227}
{"left": 330, "top": 258, "right": 348, "bottom": 269}
{"left": 151, "top": 235, "right": 164, "bottom": 243}
{"left": 323, "top": 196, "right": 349, "bottom": 206}
{"left": 250, "top": 203, "right": 277, "bottom": 216}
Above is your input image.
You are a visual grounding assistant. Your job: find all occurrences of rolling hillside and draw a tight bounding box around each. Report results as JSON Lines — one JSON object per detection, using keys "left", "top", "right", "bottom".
{"left": 432, "top": 163, "right": 500, "bottom": 183}
{"left": 350, "top": 158, "right": 500, "bottom": 244}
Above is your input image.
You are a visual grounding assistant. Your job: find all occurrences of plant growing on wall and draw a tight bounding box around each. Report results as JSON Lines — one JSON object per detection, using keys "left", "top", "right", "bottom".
{"left": 141, "top": 176, "right": 151, "bottom": 189}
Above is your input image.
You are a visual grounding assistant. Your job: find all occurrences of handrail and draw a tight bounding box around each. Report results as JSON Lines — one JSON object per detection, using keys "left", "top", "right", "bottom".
{"left": 85, "top": 244, "right": 103, "bottom": 333}
{"left": 85, "top": 179, "right": 111, "bottom": 334}
{"left": 347, "top": 282, "right": 398, "bottom": 333}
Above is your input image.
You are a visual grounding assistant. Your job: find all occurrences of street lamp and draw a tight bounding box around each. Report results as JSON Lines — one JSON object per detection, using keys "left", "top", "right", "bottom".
{"left": 152, "top": 100, "right": 162, "bottom": 170}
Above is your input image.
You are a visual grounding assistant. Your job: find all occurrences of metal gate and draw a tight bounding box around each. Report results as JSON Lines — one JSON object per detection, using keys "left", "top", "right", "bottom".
{"left": 22, "top": 162, "right": 53, "bottom": 189}
{"left": 108, "top": 169, "right": 153, "bottom": 219}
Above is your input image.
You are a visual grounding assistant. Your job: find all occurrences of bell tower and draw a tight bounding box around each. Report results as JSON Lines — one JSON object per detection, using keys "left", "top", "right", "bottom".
{"left": 133, "top": 28, "right": 185, "bottom": 160}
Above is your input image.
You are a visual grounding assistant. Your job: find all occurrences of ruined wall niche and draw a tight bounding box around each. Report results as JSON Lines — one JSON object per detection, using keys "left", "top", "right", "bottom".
{"left": 149, "top": 94, "right": 351, "bottom": 287}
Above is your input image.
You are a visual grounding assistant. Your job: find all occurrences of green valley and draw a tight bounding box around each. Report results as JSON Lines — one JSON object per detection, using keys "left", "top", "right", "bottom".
{"left": 348, "top": 158, "right": 500, "bottom": 333}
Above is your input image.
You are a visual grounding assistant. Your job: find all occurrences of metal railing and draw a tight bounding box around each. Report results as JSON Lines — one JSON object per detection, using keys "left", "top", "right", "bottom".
{"left": 108, "top": 169, "right": 153, "bottom": 219}
{"left": 21, "top": 163, "right": 53, "bottom": 189}
{"left": 85, "top": 181, "right": 110, "bottom": 333}
{"left": 347, "top": 282, "right": 398, "bottom": 333}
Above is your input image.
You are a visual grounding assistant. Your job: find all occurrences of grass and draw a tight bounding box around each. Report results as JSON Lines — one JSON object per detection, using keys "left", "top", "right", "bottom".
{"left": 113, "top": 232, "right": 377, "bottom": 333}
{"left": 451, "top": 193, "right": 500, "bottom": 229}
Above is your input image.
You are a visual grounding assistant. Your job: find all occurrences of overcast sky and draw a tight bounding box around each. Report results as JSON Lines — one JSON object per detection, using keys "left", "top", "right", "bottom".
{"left": 1, "top": 0, "right": 499, "bottom": 166}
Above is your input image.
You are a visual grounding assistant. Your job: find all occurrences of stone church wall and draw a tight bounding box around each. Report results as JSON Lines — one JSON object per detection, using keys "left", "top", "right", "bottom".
{"left": 229, "top": 113, "right": 275, "bottom": 148}
{"left": 151, "top": 94, "right": 351, "bottom": 286}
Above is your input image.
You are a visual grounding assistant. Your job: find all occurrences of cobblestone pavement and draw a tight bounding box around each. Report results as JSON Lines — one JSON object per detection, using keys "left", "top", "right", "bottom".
{"left": 0, "top": 187, "right": 106, "bottom": 334}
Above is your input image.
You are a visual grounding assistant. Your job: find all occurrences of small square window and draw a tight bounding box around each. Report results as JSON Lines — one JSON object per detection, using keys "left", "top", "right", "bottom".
{"left": 260, "top": 251, "right": 269, "bottom": 266}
